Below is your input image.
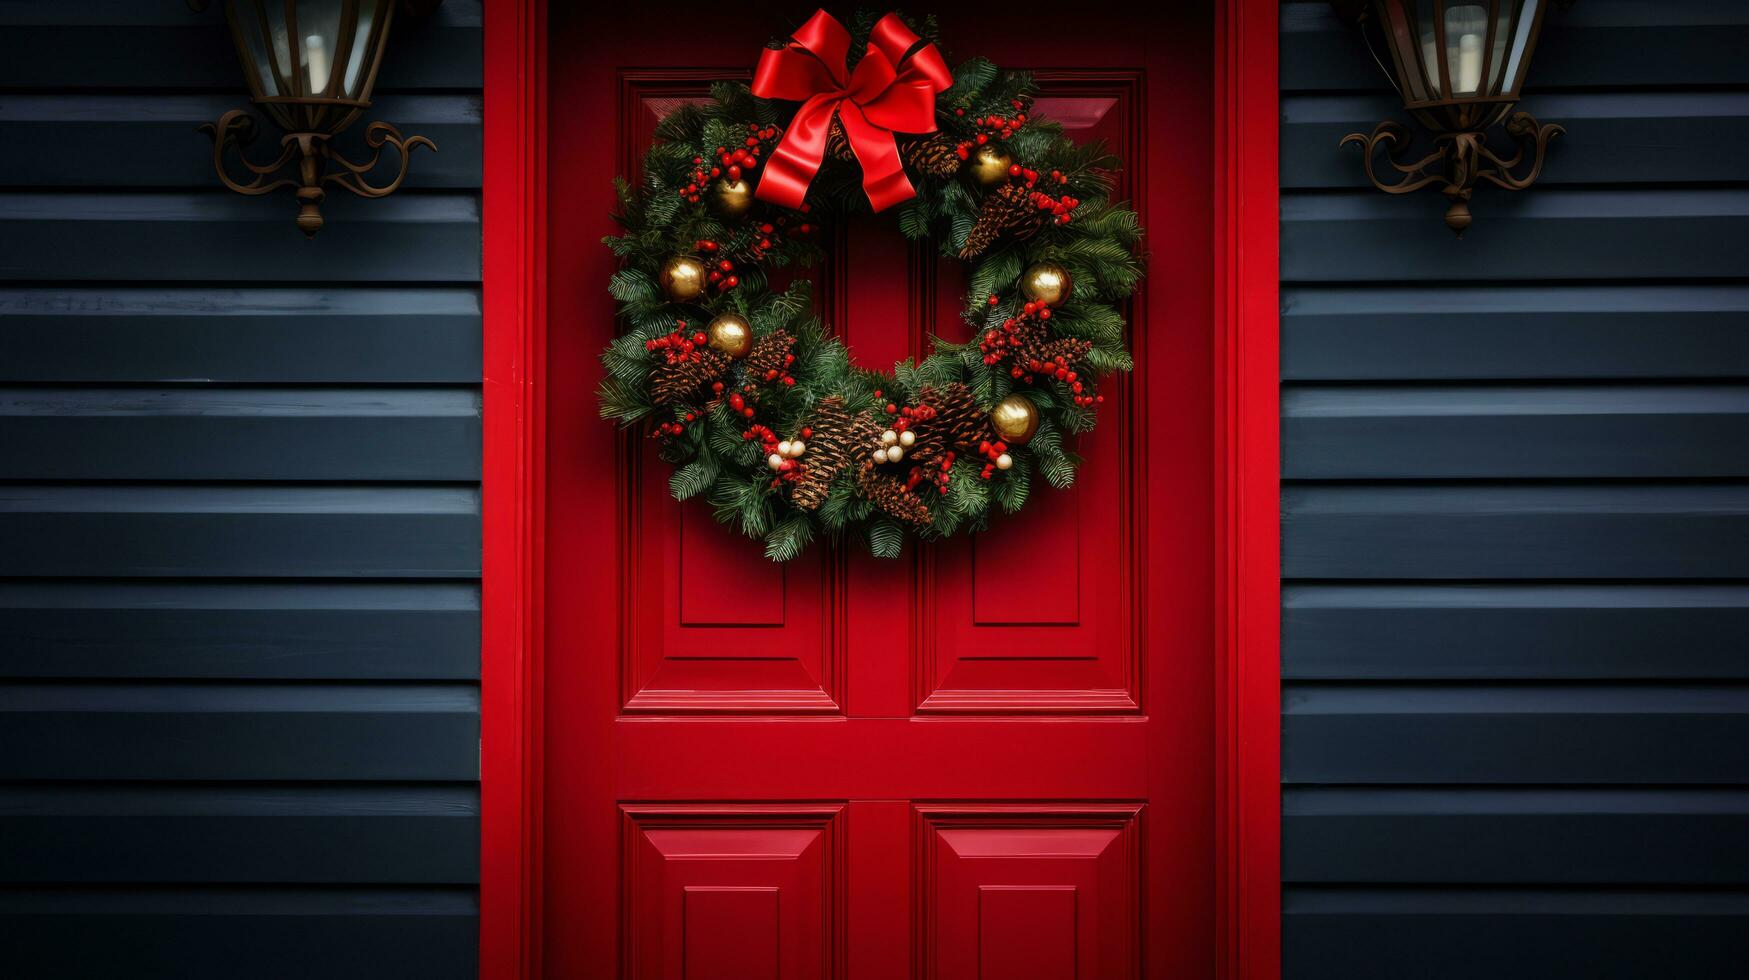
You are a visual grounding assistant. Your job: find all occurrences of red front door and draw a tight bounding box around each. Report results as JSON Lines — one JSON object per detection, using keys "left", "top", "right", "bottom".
{"left": 543, "top": 5, "right": 1215, "bottom": 976}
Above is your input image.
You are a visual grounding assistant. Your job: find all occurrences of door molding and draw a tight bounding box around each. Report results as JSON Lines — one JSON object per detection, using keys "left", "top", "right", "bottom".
{"left": 480, "top": 0, "right": 546, "bottom": 976}
{"left": 1214, "top": 3, "right": 1283, "bottom": 979}
{"left": 478, "top": 2, "right": 1281, "bottom": 976}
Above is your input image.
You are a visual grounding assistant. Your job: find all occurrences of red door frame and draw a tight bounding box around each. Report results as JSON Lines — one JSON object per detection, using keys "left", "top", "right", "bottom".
{"left": 478, "top": 2, "right": 1280, "bottom": 977}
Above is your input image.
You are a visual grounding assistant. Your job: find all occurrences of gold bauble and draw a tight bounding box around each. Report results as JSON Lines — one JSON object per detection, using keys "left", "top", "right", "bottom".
{"left": 989, "top": 393, "right": 1039, "bottom": 445}
{"left": 705, "top": 312, "right": 752, "bottom": 359}
{"left": 968, "top": 145, "right": 1013, "bottom": 186}
{"left": 1019, "top": 262, "right": 1073, "bottom": 308}
{"left": 658, "top": 255, "right": 708, "bottom": 302}
{"left": 709, "top": 178, "right": 756, "bottom": 219}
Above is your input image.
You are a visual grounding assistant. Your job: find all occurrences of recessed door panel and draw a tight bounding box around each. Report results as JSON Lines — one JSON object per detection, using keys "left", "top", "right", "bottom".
{"left": 622, "top": 804, "right": 842, "bottom": 979}
{"left": 917, "top": 804, "right": 1143, "bottom": 980}
{"left": 918, "top": 80, "right": 1142, "bottom": 714}
{"left": 618, "top": 78, "right": 842, "bottom": 715}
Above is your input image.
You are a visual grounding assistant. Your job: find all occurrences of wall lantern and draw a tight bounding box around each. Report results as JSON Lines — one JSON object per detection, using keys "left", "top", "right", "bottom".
{"left": 195, "top": 0, "right": 438, "bottom": 236}
{"left": 1333, "top": 0, "right": 1564, "bottom": 234}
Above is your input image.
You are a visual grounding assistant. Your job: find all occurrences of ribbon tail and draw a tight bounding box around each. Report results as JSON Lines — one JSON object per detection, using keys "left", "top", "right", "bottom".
{"left": 839, "top": 104, "right": 915, "bottom": 213}
{"left": 756, "top": 93, "right": 840, "bottom": 210}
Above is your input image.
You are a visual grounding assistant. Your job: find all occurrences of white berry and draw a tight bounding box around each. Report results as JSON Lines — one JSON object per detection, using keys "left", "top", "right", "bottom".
{"left": 996, "top": 453, "right": 1013, "bottom": 470}
{"left": 777, "top": 440, "right": 792, "bottom": 457}
{"left": 899, "top": 430, "right": 915, "bottom": 447}
{"left": 789, "top": 441, "right": 806, "bottom": 457}
{"left": 873, "top": 448, "right": 889, "bottom": 463}
{"left": 768, "top": 453, "right": 784, "bottom": 470}
{"left": 881, "top": 429, "right": 898, "bottom": 446}
{"left": 887, "top": 445, "right": 903, "bottom": 463}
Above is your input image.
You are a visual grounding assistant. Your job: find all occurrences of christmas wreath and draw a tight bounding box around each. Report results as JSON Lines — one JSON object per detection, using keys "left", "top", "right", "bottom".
{"left": 599, "top": 9, "right": 1143, "bottom": 561}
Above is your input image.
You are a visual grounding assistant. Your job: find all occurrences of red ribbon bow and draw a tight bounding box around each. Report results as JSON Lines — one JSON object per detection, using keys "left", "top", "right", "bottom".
{"left": 751, "top": 10, "right": 953, "bottom": 212}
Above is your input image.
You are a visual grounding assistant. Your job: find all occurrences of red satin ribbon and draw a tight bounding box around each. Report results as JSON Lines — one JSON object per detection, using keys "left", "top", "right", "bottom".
{"left": 751, "top": 10, "right": 953, "bottom": 212}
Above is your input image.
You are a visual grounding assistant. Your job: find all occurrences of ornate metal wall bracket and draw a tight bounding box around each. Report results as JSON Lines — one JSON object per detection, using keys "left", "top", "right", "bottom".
{"left": 201, "top": 109, "right": 435, "bottom": 237}
{"left": 1342, "top": 111, "right": 1563, "bottom": 235}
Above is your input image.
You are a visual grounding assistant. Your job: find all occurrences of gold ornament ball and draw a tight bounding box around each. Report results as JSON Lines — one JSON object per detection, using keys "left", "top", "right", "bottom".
{"left": 989, "top": 393, "right": 1040, "bottom": 445}
{"left": 658, "top": 255, "right": 708, "bottom": 303}
{"left": 1019, "top": 262, "right": 1073, "bottom": 308}
{"left": 705, "top": 312, "right": 753, "bottom": 359}
{"left": 968, "top": 145, "right": 1013, "bottom": 186}
{"left": 709, "top": 178, "right": 756, "bottom": 219}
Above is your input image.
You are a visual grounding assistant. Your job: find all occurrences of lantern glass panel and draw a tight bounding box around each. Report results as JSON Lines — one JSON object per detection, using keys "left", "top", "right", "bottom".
{"left": 1502, "top": 0, "right": 1542, "bottom": 95}
{"left": 1415, "top": 0, "right": 1441, "bottom": 96}
{"left": 295, "top": 0, "right": 346, "bottom": 97}
{"left": 1486, "top": 1, "right": 1515, "bottom": 94}
{"left": 228, "top": 2, "right": 289, "bottom": 100}
{"left": 342, "top": 3, "right": 379, "bottom": 98}
{"left": 1443, "top": 4, "right": 1489, "bottom": 95}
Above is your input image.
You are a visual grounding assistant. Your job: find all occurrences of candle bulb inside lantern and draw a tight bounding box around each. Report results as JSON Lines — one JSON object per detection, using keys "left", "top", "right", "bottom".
{"left": 1446, "top": 5, "right": 1488, "bottom": 95}
{"left": 305, "top": 34, "right": 330, "bottom": 94}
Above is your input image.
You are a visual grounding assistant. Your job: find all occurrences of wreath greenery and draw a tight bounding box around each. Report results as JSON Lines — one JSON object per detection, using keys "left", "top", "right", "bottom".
{"left": 600, "top": 12, "right": 1143, "bottom": 561}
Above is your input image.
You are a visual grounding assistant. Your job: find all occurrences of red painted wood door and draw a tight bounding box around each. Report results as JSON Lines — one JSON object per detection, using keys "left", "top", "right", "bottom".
{"left": 544, "top": 5, "right": 1214, "bottom": 976}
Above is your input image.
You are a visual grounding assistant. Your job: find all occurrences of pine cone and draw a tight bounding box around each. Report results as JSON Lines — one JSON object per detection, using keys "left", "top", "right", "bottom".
{"left": 925, "top": 383, "right": 987, "bottom": 452}
{"left": 1017, "top": 336, "right": 1093, "bottom": 378}
{"left": 858, "top": 464, "right": 933, "bottom": 527}
{"left": 789, "top": 399, "right": 875, "bottom": 511}
{"left": 958, "top": 182, "right": 1044, "bottom": 259}
{"left": 743, "top": 329, "right": 797, "bottom": 387}
{"left": 906, "top": 383, "right": 989, "bottom": 473}
{"left": 825, "top": 115, "right": 856, "bottom": 163}
{"left": 900, "top": 133, "right": 962, "bottom": 178}
{"left": 830, "top": 120, "right": 961, "bottom": 178}
{"left": 649, "top": 347, "right": 730, "bottom": 405}
{"left": 991, "top": 313, "right": 1093, "bottom": 381}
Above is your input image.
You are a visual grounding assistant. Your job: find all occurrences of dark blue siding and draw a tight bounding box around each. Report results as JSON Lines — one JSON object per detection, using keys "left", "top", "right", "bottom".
{"left": 1282, "top": 2, "right": 1749, "bottom": 976}
{"left": 0, "top": 2, "right": 482, "bottom": 977}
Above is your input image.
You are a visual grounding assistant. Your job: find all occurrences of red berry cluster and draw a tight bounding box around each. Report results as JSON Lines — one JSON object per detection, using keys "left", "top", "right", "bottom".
{"left": 882, "top": 397, "right": 937, "bottom": 433}
{"left": 1030, "top": 185, "right": 1081, "bottom": 226}
{"left": 654, "top": 409, "right": 700, "bottom": 441}
{"left": 724, "top": 390, "right": 756, "bottom": 420}
{"left": 717, "top": 123, "right": 780, "bottom": 182}
{"left": 745, "top": 423, "right": 815, "bottom": 488}
{"left": 912, "top": 451, "right": 954, "bottom": 491}
{"left": 646, "top": 320, "right": 710, "bottom": 364}
{"left": 951, "top": 99, "right": 1030, "bottom": 159}
{"left": 978, "top": 301, "right": 1054, "bottom": 369}
{"left": 678, "top": 123, "right": 781, "bottom": 204}
{"left": 691, "top": 240, "right": 740, "bottom": 291}
{"left": 978, "top": 300, "right": 1103, "bottom": 408}
{"left": 758, "top": 351, "right": 799, "bottom": 387}
{"left": 974, "top": 439, "right": 1010, "bottom": 480}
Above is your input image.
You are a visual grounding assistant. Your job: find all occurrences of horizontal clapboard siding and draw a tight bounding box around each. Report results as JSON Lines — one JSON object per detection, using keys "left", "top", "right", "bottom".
{"left": 0, "top": 784, "right": 478, "bottom": 883}
{"left": 0, "top": 683, "right": 479, "bottom": 781}
{"left": 0, "top": 887, "right": 478, "bottom": 980}
{"left": 0, "top": 95, "right": 482, "bottom": 189}
{"left": 1282, "top": 285, "right": 1749, "bottom": 380}
{"left": 1285, "top": 787, "right": 1749, "bottom": 884}
{"left": 0, "top": 2, "right": 482, "bottom": 976}
{"left": 1284, "top": 584, "right": 1749, "bottom": 679}
{"left": 1285, "top": 888, "right": 1749, "bottom": 980}
{"left": 0, "top": 582, "right": 479, "bottom": 680}
{"left": 0, "top": 193, "right": 481, "bottom": 283}
{"left": 1282, "top": 2, "right": 1749, "bottom": 977}
{"left": 0, "top": 287, "right": 481, "bottom": 383}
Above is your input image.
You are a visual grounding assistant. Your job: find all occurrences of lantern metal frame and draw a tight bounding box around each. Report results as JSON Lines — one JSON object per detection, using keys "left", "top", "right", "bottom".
{"left": 1333, "top": 0, "right": 1565, "bottom": 234}
{"left": 194, "top": 0, "right": 437, "bottom": 236}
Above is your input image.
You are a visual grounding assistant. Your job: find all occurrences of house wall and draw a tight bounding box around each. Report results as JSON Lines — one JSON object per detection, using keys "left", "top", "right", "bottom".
{"left": 0, "top": 3, "right": 483, "bottom": 976}
{"left": 1280, "top": 1, "right": 1749, "bottom": 976}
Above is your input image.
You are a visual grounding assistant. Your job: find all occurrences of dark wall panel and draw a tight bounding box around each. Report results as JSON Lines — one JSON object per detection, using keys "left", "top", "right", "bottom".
{"left": 1281, "top": 2, "right": 1749, "bottom": 977}
{"left": 0, "top": 2, "right": 483, "bottom": 976}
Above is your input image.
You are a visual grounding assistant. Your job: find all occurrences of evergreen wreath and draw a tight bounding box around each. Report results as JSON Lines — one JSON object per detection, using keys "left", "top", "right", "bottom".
{"left": 599, "top": 10, "right": 1143, "bottom": 561}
